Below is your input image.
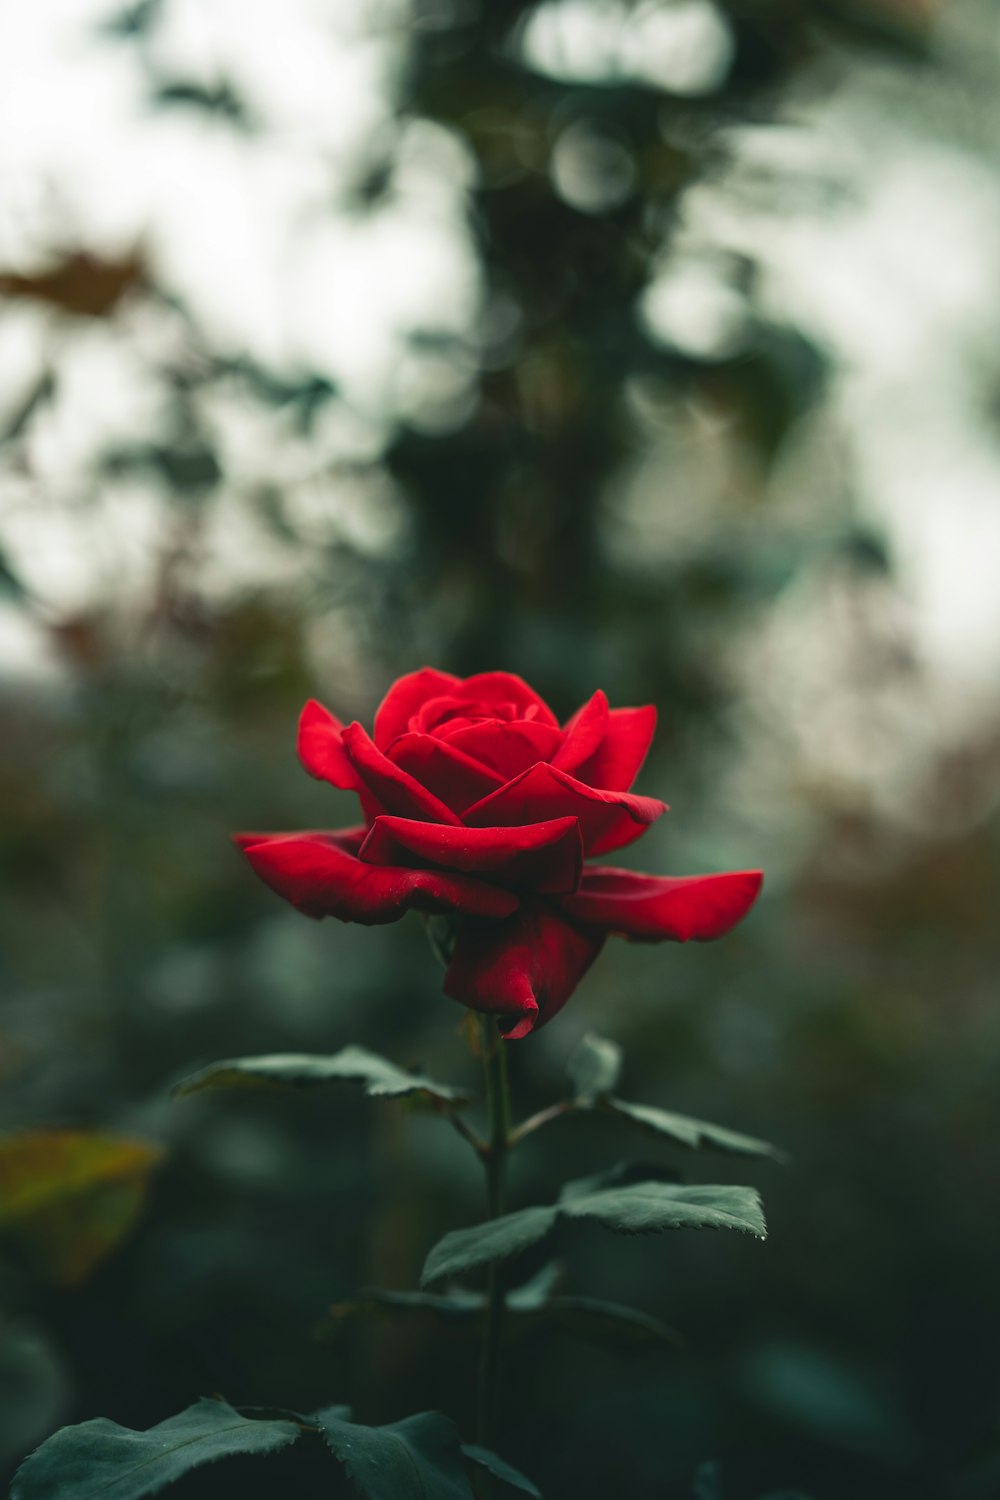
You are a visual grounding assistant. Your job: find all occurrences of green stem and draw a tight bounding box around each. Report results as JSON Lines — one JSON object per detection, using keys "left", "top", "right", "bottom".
{"left": 476, "top": 1016, "right": 510, "bottom": 1461}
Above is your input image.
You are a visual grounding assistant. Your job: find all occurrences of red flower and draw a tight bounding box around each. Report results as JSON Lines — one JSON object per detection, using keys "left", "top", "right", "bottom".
{"left": 236, "top": 669, "right": 762, "bottom": 1039}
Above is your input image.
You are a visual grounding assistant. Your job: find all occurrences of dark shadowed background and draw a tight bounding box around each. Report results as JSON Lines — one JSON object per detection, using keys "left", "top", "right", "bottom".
{"left": 2, "top": 1, "right": 1000, "bottom": 1497}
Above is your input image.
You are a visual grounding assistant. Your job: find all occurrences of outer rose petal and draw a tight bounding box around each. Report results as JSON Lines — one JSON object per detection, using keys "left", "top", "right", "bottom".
{"left": 235, "top": 829, "right": 517, "bottom": 924}
{"left": 441, "top": 719, "right": 563, "bottom": 781}
{"left": 386, "top": 732, "right": 504, "bottom": 813}
{"left": 360, "top": 815, "right": 583, "bottom": 894}
{"left": 562, "top": 867, "right": 763, "bottom": 941}
{"left": 572, "top": 704, "right": 657, "bottom": 791}
{"left": 297, "top": 700, "right": 363, "bottom": 791}
{"left": 551, "top": 690, "right": 610, "bottom": 775}
{"left": 342, "top": 722, "right": 462, "bottom": 825}
{"left": 448, "top": 671, "right": 559, "bottom": 728}
{"left": 444, "top": 903, "right": 605, "bottom": 1039}
{"left": 463, "top": 762, "right": 667, "bottom": 857}
{"left": 373, "top": 667, "right": 461, "bottom": 749}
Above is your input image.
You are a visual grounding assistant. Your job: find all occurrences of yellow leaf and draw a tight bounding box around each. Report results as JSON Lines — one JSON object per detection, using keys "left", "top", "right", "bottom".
{"left": 0, "top": 1130, "right": 164, "bottom": 1285}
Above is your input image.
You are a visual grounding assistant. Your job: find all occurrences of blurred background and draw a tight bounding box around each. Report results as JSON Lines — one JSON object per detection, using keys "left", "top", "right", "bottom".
{"left": 2, "top": 0, "right": 1000, "bottom": 1496}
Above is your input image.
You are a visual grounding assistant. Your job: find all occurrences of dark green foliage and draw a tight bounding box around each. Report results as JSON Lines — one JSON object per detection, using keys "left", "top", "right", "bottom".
{"left": 461, "top": 1444, "right": 542, "bottom": 1498}
{"left": 561, "top": 1032, "right": 785, "bottom": 1160}
{"left": 171, "top": 1046, "right": 467, "bottom": 1107}
{"left": 602, "top": 1098, "right": 786, "bottom": 1163}
{"left": 328, "top": 1263, "right": 677, "bottom": 1350}
{"left": 566, "top": 1033, "right": 623, "bottom": 1103}
{"left": 12, "top": 1401, "right": 542, "bottom": 1500}
{"left": 422, "top": 1182, "right": 765, "bottom": 1284}
{"left": 314, "top": 1408, "right": 473, "bottom": 1500}
{"left": 10, "top": 1398, "right": 302, "bottom": 1500}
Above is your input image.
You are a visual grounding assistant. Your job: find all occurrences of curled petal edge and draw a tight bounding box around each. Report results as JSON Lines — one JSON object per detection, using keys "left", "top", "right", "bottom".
{"left": 235, "top": 830, "right": 517, "bottom": 924}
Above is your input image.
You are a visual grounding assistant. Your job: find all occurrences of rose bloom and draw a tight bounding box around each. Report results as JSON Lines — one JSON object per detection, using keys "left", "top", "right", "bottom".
{"left": 236, "top": 669, "right": 762, "bottom": 1039}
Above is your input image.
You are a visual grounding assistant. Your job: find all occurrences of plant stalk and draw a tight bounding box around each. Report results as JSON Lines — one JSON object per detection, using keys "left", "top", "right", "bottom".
{"left": 476, "top": 1016, "right": 510, "bottom": 1461}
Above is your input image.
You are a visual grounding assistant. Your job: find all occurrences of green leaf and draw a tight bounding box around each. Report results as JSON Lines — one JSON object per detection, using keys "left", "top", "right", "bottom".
{"left": 462, "top": 1444, "right": 542, "bottom": 1497}
{"left": 422, "top": 1182, "right": 764, "bottom": 1284}
{"left": 605, "top": 1098, "right": 786, "bottom": 1163}
{"left": 172, "top": 1046, "right": 466, "bottom": 1107}
{"left": 312, "top": 1407, "right": 472, "bottom": 1499}
{"left": 694, "top": 1461, "right": 722, "bottom": 1500}
{"left": 10, "top": 1397, "right": 303, "bottom": 1500}
{"left": 533, "top": 1295, "right": 679, "bottom": 1349}
{"left": 566, "top": 1033, "right": 622, "bottom": 1102}
{"left": 561, "top": 1182, "right": 767, "bottom": 1238}
{"left": 0, "top": 1130, "right": 164, "bottom": 1285}
{"left": 324, "top": 1287, "right": 486, "bottom": 1332}
{"left": 557, "top": 1161, "right": 679, "bottom": 1202}
{"left": 325, "top": 1264, "right": 675, "bottom": 1349}
{"left": 421, "top": 1206, "right": 557, "bottom": 1287}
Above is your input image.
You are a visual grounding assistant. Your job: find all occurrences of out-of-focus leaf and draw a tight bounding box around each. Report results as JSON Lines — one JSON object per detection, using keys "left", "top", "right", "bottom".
{"left": 462, "top": 1444, "right": 542, "bottom": 1497}
{"left": 694, "top": 1460, "right": 722, "bottom": 1500}
{"left": 152, "top": 79, "right": 254, "bottom": 126}
{"left": 312, "top": 1406, "right": 473, "bottom": 1500}
{"left": 422, "top": 1182, "right": 764, "bottom": 1284}
{"left": 324, "top": 1287, "right": 485, "bottom": 1330}
{"left": 566, "top": 1032, "right": 622, "bottom": 1102}
{"left": 528, "top": 1294, "right": 679, "bottom": 1349}
{"left": 103, "top": 441, "right": 221, "bottom": 495}
{"left": 0, "top": 546, "right": 30, "bottom": 601}
{"left": 98, "top": 0, "right": 163, "bottom": 38}
{"left": 0, "top": 1325, "right": 68, "bottom": 1472}
{"left": 0, "top": 1131, "right": 164, "bottom": 1285}
{"left": 325, "top": 1262, "right": 676, "bottom": 1349}
{"left": 10, "top": 1397, "right": 303, "bottom": 1500}
{"left": 1, "top": 372, "right": 54, "bottom": 447}
{"left": 172, "top": 1045, "right": 467, "bottom": 1106}
{"left": 0, "top": 251, "right": 144, "bottom": 317}
{"left": 557, "top": 1161, "right": 681, "bottom": 1201}
{"left": 603, "top": 1098, "right": 787, "bottom": 1163}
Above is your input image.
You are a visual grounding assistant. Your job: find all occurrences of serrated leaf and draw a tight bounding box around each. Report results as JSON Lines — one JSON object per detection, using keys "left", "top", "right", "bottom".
{"left": 566, "top": 1033, "right": 622, "bottom": 1102}
{"left": 421, "top": 1206, "right": 557, "bottom": 1287}
{"left": 422, "top": 1182, "right": 764, "bottom": 1284}
{"left": 462, "top": 1444, "right": 542, "bottom": 1497}
{"left": 0, "top": 1131, "right": 164, "bottom": 1285}
{"left": 10, "top": 1397, "right": 302, "bottom": 1500}
{"left": 608, "top": 1098, "right": 772, "bottom": 1158}
{"left": 562, "top": 1182, "right": 766, "bottom": 1238}
{"left": 172, "top": 1046, "right": 466, "bottom": 1107}
{"left": 312, "top": 1407, "right": 472, "bottom": 1499}
{"left": 605, "top": 1098, "right": 786, "bottom": 1163}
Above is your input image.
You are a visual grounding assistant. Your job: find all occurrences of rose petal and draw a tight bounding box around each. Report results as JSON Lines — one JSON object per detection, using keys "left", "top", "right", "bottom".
{"left": 297, "top": 699, "right": 364, "bottom": 791}
{"left": 551, "top": 691, "right": 610, "bottom": 775}
{"left": 562, "top": 867, "right": 763, "bottom": 941}
{"left": 571, "top": 704, "right": 658, "bottom": 791}
{"left": 448, "top": 671, "right": 559, "bottom": 728}
{"left": 463, "top": 761, "right": 667, "bottom": 857}
{"left": 440, "top": 719, "right": 564, "bottom": 781}
{"left": 342, "top": 722, "right": 462, "bottom": 825}
{"left": 360, "top": 815, "right": 583, "bottom": 894}
{"left": 386, "top": 732, "right": 504, "bottom": 814}
{"left": 236, "top": 829, "right": 516, "bottom": 924}
{"left": 373, "top": 667, "right": 461, "bottom": 750}
{"left": 443, "top": 903, "right": 605, "bottom": 1039}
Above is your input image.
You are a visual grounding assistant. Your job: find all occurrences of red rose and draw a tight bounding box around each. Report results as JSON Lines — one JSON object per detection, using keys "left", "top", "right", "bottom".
{"left": 236, "top": 669, "right": 762, "bottom": 1039}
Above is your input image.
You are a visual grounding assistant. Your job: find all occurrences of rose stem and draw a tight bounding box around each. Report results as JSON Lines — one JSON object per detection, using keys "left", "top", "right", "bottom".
{"left": 476, "top": 1014, "right": 510, "bottom": 1464}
